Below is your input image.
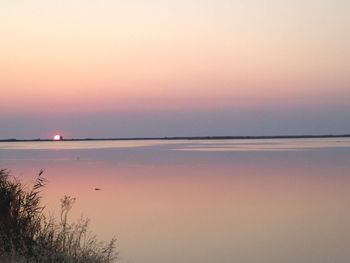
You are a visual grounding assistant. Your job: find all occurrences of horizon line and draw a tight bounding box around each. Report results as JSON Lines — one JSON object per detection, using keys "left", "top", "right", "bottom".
{"left": 1, "top": 134, "right": 350, "bottom": 142}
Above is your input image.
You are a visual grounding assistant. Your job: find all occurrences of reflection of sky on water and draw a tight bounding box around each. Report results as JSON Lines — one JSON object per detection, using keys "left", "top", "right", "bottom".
{"left": 0, "top": 140, "right": 167, "bottom": 150}
{"left": 1, "top": 138, "right": 350, "bottom": 152}
{"left": 175, "top": 138, "right": 350, "bottom": 151}
{"left": 1, "top": 139, "right": 350, "bottom": 263}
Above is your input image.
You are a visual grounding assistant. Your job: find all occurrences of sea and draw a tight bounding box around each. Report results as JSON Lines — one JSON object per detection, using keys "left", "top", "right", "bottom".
{"left": 1, "top": 138, "right": 350, "bottom": 263}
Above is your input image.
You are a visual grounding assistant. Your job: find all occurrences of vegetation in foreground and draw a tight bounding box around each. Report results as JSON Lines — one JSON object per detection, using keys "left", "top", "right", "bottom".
{"left": 0, "top": 169, "right": 118, "bottom": 262}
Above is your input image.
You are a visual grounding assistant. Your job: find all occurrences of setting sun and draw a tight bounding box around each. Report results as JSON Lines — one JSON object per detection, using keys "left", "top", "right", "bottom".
{"left": 53, "top": 135, "right": 62, "bottom": 141}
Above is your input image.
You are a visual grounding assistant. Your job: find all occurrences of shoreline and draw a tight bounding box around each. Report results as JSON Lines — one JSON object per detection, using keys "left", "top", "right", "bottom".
{"left": 1, "top": 134, "right": 350, "bottom": 142}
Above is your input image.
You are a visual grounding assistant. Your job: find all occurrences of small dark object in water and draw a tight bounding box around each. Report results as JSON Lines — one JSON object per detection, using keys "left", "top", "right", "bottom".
{"left": 94, "top": 188, "right": 101, "bottom": 191}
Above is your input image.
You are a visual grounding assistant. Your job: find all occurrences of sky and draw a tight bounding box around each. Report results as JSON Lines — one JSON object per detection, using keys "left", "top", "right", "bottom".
{"left": 1, "top": 0, "right": 349, "bottom": 139}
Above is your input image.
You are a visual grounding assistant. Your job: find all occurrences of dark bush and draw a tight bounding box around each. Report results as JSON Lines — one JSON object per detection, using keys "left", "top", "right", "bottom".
{"left": 0, "top": 169, "right": 118, "bottom": 262}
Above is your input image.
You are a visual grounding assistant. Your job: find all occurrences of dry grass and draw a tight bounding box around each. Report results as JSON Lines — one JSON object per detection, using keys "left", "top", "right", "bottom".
{"left": 0, "top": 169, "right": 118, "bottom": 262}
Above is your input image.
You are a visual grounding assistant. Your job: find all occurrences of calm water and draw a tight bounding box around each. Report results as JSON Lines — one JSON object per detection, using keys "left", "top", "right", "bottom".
{"left": 1, "top": 138, "right": 350, "bottom": 263}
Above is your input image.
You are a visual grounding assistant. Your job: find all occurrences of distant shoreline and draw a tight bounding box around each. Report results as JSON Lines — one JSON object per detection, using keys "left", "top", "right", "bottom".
{"left": 1, "top": 134, "right": 350, "bottom": 142}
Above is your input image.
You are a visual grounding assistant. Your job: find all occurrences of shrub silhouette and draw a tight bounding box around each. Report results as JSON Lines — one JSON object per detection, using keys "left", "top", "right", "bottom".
{"left": 0, "top": 169, "right": 118, "bottom": 262}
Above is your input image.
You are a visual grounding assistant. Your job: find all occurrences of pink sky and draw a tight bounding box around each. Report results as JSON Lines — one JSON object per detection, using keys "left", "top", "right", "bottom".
{"left": 1, "top": 0, "right": 349, "bottom": 138}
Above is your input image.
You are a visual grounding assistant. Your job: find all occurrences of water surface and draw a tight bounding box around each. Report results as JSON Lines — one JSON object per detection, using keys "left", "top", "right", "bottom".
{"left": 1, "top": 138, "right": 350, "bottom": 263}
